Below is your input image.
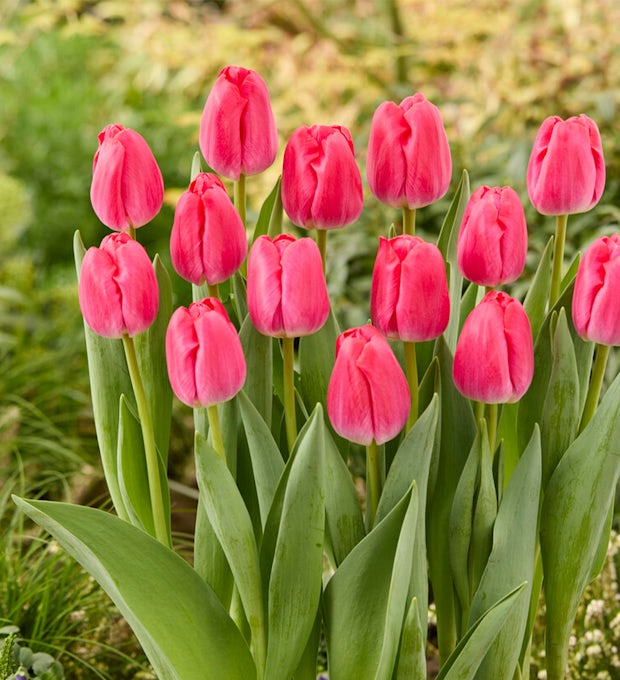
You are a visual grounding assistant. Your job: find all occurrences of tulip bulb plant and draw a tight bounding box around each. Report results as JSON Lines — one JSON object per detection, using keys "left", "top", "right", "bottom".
{"left": 14, "top": 67, "right": 620, "bottom": 680}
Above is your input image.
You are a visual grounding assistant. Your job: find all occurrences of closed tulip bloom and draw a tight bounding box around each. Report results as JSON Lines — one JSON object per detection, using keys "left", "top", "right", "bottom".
{"left": 165, "top": 298, "right": 246, "bottom": 408}
{"left": 170, "top": 173, "right": 247, "bottom": 286}
{"left": 366, "top": 93, "right": 452, "bottom": 210}
{"left": 371, "top": 235, "right": 449, "bottom": 342}
{"left": 453, "top": 291, "right": 533, "bottom": 404}
{"left": 457, "top": 185, "right": 528, "bottom": 287}
{"left": 572, "top": 233, "right": 620, "bottom": 345}
{"left": 79, "top": 232, "right": 159, "bottom": 338}
{"left": 90, "top": 124, "right": 164, "bottom": 231}
{"left": 526, "top": 114, "right": 605, "bottom": 216}
{"left": 247, "top": 234, "right": 329, "bottom": 338}
{"left": 199, "top": 65, "right": 278, "bottom": 181}
{"left": 327, "top": 325, "right": 410, "bottom": 446}
{"left": 281, "top": 125, "right": 363, "bottom": 229}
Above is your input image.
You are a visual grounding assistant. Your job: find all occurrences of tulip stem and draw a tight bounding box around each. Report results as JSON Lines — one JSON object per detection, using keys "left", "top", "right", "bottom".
{"left": 487, "top": 402, "right": 498, "bottom": 456}
{"left": 128, "top": 224, "right": 136, "bottom": 241}
{"left": 282, "top": 336, "right": 297, "bottom": 453}
{"left": 207, "top": 282, "right": 220, "bottom": 299}
{"left": 234, "top": 173, "right": 247, "bottom": 229}
{"left": 122, "top": 335, "right": 170, "bottom": 547}
{"left": 316, "top": 229, "right": 327, "bottom": 274}
{"left": 403, "top": 341, "right": 419, "bottom": 431}
{"left": 366, "top": 440, "right": 383, "bottom": 528}
{"left": 579, "top": 343, "right": 610, "bottom": 434}
{"left": 206, "top": 405, "right": 227, "bottom": 461}
{"left": 549, "top": 214, "right": 568, "bottom": 309}
{"left": 403, "top": 207, "right": 416, "bottom": 236}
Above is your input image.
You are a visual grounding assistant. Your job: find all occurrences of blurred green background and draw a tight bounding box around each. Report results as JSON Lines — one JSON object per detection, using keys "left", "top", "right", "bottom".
{"left": 1, "top": 0, "right": 619, "bottom": 677}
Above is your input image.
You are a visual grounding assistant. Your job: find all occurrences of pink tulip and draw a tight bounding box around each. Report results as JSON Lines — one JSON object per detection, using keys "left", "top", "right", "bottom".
{"left": 281, "top": 125, "right": 363, "bottom": 229}
{"left": 170, "top": 173, "right": 248, "bottom": 286}
{"left": 453, "top": 291, "right": 534, "bottom": 404}
{"left": 247, "top": 234, "right": 330, "bottom": 338}
{"left": 90, "top": 124, "right": 164, "bottom": 231}
{"left": 457, "top": 185, "right": 528, "bottom": 287}
{"left": 572, "top": 233, "right": 620, "bottom": 345}
{"left": 79, "top": 232, "right": 159, "bottom": 338}
{"left": 366, "top": 93, "right": 452, "bottom": 209}
{"left": 199, "top": 65, "right": 278, "bottom": 181}
{"left": 327, "top": 325, "right": 410, "bottom": 445}
{"left": 526, "top": 114, "right": 605, "bottom": 216}
{"left": 165, "top": 298, "right": 246, "bottom": 408}
{"left": 371, "top": 235, "right": 449, "bottom": 342}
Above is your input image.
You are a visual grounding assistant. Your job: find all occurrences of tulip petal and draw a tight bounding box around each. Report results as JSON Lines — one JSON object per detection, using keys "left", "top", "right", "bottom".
{"left": 79, "top": 247, "right": 125, "bottom": 337}
{"left": 166, "top": 306, "right": 200, "bottom": 407}
{"left": 91, "top": 135, "right": 128, "bottom": 230}
{"left": 170, "top": 191, "right": 206, "bottom": 285}
{"left": 247, "top": 236, "right": 284, "bottom": 336}
{"left": 371, "top": 238, "right": 402, "bottom": 339}
{"left": 282, "top": 127, "right": 320, "bottom": 227}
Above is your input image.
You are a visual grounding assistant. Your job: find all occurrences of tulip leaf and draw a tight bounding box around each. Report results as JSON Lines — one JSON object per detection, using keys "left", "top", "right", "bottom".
{"left": 13, "top": 497, "right": 256, "bottom": 680}
{"left": 190, "top": 151, "right": 202, "bottom": 180}
{"left": 232, "top": 270, "right": 249, "bottom": 328}
{"left": 324, "top": 483, "right": 418, "bottom": 680}
{"left": 396, "top": 597, "right": 427, "bottom": 680}
{"left": 467, "top": 426, "right": 541, "bottom": 680}
{"left": 251, "top": 175, "right": 282, "bottom": 243}
{"left": 239, "top": 315, "right": 274, "bottom": 427}
{"left": 435, "top": 582, "right": 527, "bottom": 680}
{"left": 263, "top": 405, "right": 325, "bottom": 680}
{"left": 194, "top": 432, "right": 266, "bottom": 674}
{"left": 523, "top": 235, "right": 553, "bottom": 341}
{"left": 74, "top": 230, "right": 131, "bottom": 521}
{"left": 541, "top": 371, "right": 620, "bottom": 680}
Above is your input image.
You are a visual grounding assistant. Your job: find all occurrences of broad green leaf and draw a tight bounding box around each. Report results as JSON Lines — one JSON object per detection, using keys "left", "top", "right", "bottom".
{"left": 237, "top": 389, "right": 284, "bottom": 528}
{"left": 232, "top": 270, "right": 248, "bottom": 326}
{"left": 468, "top": 427, "right": 541, "bottom": 680}
{"left": 252, "top": 175, "right": 282, "bottom": 243}
{"left": 239, "top": 315, "right": 274, "bottom": 428}
{"left": 435, "top": 582, "right": 527, "bottom": 680}
{"left": 13, "top": 498, "right": 256, "bottom": 680}
{"left": 541, "top": 372, "right": 620, "bottom": 680}
{"left": 396, "top": 597, "right": 427, "bottom": 680}
{"left": 264, "top": 405, "right": 326, "bottom": 680}
{"left": 540, "top": 309, "right": 580, "bottom": 488}
{"left": 523, "top": 235, "right": 553, "bottom": 342}
{"left": 195, "top": 433, "right": 266, "bottom": 675}
{"left": 292, "top": 611, "right": 321, "bottom": 680}
{"left": 325, "top": 484, "right": 418, "bottom": 680}
{"left": 134, "top": 255, "right": 173, "bottom": 466}
{"left": 74, "top": 230, "right": 130, "bottom": 520}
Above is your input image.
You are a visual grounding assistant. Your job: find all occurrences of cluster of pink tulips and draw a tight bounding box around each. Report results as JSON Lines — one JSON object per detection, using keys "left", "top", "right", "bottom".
{"left": 19, "top": 63, "right": 620, "bottom": 680}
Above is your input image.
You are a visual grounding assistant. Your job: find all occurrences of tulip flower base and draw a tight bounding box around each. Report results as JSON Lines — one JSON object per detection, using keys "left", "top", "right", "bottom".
{"left": 16, "top": 67, "right": 620, "bottom": 680}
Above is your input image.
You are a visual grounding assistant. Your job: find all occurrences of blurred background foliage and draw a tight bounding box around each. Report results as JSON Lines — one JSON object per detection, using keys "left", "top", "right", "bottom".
{"left": 1, "top": 0, "right": 619, "bottom": 676}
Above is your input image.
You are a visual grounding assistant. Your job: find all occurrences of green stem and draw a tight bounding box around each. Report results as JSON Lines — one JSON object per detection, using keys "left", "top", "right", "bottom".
{"left": 122, "top": 335, "right": 170, "bottom": 546}
{"left": 282, "top": 336, "right": 297, "bottom": 453}
{"left": 474, "top": 400, "right": 485, "bottom": 425}
{"left": 403, "top": 341, "right": 419, "bottom": 431}
{"left": 579, "top": 343, "right": 610, "bottom": 434}
{"left": 403, "top": 206, "right": 416, "bottom": 236}
{"left": 549, "top": 214, "right": 568, "bottom": 309}
{"left": 128, "top": 224, "right": 136, "bottom": 241}
{"left": 487, "top": 402, "right": 498, "bottom": 456}
{"left": 206, "top": 404, "right": 226, "bottom": 461}
{"left": 366, "top": 440, "right": 383, "bottom": 528}
{"left": 207, "top": 282, "right": 220, "bottom": 299}
{"left": 316, "top": 229, "right": 327, "bottom": 274}
{"left": 234, "top": 173, "right": 246, "bottom": 228}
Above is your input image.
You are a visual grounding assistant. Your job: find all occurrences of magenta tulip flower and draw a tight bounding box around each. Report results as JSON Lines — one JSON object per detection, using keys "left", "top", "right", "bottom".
{"left": 572, "top": 233, "right": 620, "bottom": 345}
{"left": 526, "top": 114, "right": 605, "bottom": 216}
{"left": 247, "top": 234, "right": 329, "bottom": 338}
{"left": 199, "top": 65, "right": 278, "bottom": 181}
{"left": 170, "top": 172, "right": 248, "bottom": 286}
{"left": 371, "top": 235, "right": 450, "bottom": 342}
{"left": 165, "top": 298, "right": 246, "bottom": 408}
{"left": 90, "top": 124, "right": 164, "bottom": 232}
{"left": 78, "top": 232, "right": 159, "bottom": 338}
{"left": 366, "top": 93, "right": 452, "bottom": 210}
{"left": 281, "top": 125, "right": 363, "bottom": 229}
{"left": 453, "top": 291, "right": 534, "bottom": 404}
{"left": 327, "top": 325, "right": 410, "bottom": 446}
{"left": 457, "top": 185, "right": 528, "bottom": 287}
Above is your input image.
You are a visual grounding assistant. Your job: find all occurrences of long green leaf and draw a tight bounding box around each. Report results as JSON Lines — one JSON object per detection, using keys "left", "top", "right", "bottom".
{"left": 396, "top": 598, "right": 427, "bottom": 680}
{"left": 13, "top": 498, "right": 256, "bottom": 680}
{"left": 522, "top": 235, "right": 553, "bottom": 342}
{"left": 239, "top": 315, "right": 274, "bottom": 427}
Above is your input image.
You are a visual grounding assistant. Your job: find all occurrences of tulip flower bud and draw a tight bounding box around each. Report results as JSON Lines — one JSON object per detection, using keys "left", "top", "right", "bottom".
{"left": 457, "top": 185, "right": 528, "bottom": 287}
{"left": 170, "top": 173, "right": 248, "bottom": 286}
{"left": 371, "top": 235, "right": 449, "bottom": 342}
{"left": 572, "top": 233, "right": 620, "bottom": 345}
{"left": 281, "top": 125, "right": 363, "bottom": 229}
{"left": 78, "top": 232, "right": 159, "bottom": 338}
{"left": 366, "top": 93, "right": 452, "bottom": 210}
{"left": 453, "top": 291, "right": 534, "bottom": 404}
{"left": 247, "top": 234, "right": 330, "bottom": 338}
{"left": 90, "top": 124, "right": 164, "bottom": 231}
{"left": 199, "top": 65, "right": 278, "bottom": 181}
{"left": 165, "top": 298, "right": 246, "bottom": 408}
{"left": 327, "top": 325, "right": 410, "bottom": 445}
{"left": 526, "top": 114, "right": 605, "bottom": 216}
